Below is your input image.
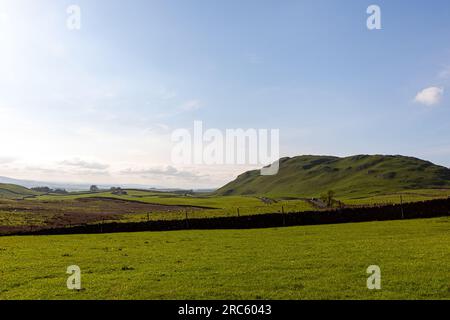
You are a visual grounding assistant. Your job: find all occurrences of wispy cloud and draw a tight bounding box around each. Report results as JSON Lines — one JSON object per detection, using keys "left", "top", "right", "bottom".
{"left": 179, "top": 99, "right": 202, "bottom": 112}
{"left": 59, "top": 158, "right": 110, "bottom": 170}
{"left": 155, "top": 99, "right": 203, "bottom": 118}
{"left": 0, "top": 156, "right": 16, "bottom": 164}
{"left": 121, "top": 165, "right": 206, "bottom": 180}
{"left": 25, "top": 166, "right": 69, "bottom": 175}
{"left": 143, "top": 123, "right": 170, "bottom": 135}
{"left": 414, "top": 86, "right": 444, "bottom": 106}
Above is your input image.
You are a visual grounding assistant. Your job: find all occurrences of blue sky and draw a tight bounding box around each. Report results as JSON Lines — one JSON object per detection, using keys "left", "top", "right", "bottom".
{"left": 0, "top": 0, "right": 449, "bottom": 188}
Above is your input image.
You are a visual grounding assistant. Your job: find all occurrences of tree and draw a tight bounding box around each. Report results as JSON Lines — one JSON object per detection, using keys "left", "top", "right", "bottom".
{"left": 90, "top": 185, "right": 99, "bottom": 192}
{"left": 326, "top": 190, "right": 335, "bottom": 207}
{"left": 320, "top": 190, "right": 335, "bottom": 208}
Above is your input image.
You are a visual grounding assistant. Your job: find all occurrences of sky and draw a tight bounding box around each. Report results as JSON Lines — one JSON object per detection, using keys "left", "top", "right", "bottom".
{"left": 0, "top": 0, "right": 450, "bottom": 188}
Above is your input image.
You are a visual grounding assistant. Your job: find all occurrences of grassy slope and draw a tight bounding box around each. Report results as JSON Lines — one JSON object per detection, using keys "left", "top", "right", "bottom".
{"left": 216, "top": 155, "right": 450, "bottom": 198}
{"left": 0, "top": 217, "right": 449, "bottom": 300}
{"left": 0, "top": 183, "right": 42, "bottom": 199}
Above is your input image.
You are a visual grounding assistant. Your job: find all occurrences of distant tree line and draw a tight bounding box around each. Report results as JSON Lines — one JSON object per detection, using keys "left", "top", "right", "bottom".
{"left": 31, "top": 186, "right": 68, "bottom": 194}
{"left": 31, "top": 185, "right": 129, "bottom": 195}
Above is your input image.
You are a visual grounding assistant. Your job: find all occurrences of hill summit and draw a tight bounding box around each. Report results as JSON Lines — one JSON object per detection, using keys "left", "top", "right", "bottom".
{"left": 215, "top": 155, "right": 450, "bottom": 197}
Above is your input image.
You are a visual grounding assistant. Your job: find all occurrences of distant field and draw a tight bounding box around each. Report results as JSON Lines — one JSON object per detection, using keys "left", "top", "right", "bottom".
{"left": 0, "top": 218, "right": 448, "bottom": 299}
{"left": 0, "top": 184, "right": 42, "bottom": 199}
{"left": 1, "top": 187, "right": 449, "bottom": 234}
{"left": 33, "top": 191, "right": 314, "bottom": 219}
{"left": 35, "top": 190, "right": 313, "bottom": 213}
{"left": 0, "top": 190, "right": 314, "bottom": 234}
{"left": 342, "top": 189, "right": 450, "bottom": 206}
{"left": 33, "top": 187, "right": 450, "bottom": 209}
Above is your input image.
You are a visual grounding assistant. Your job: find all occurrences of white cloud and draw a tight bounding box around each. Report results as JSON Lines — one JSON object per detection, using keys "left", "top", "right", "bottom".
{"left": 180, "top": 99, "right": 202, "bottom": 111}
{"left": 414, "top": 87, "right": 444, "bottom": 106}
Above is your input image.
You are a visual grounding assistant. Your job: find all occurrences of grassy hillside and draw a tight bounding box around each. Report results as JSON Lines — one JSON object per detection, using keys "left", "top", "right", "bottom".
{"left": 216, "top": 155, "right": 450, "bottom": 198}
{"left": 0, "top": 183, "right": 42, "bottom": 199}
{"left": 0, "top": 217, "right": 448, "bottom": 299}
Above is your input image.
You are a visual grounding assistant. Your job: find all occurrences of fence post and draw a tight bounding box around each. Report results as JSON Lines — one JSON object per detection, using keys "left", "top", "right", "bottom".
{"left": 400, "top": 195, "right": 404, "bottom": 219}
{"left": 185, "top": 210, "right": 189, "bottom": 229}
{"left": 237, "top": 208, "right": 240, "bottom": 217}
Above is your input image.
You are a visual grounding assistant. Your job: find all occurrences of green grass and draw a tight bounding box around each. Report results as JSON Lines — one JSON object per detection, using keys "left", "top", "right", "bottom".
{"left": 0, "top": 186, "right": 447, "bottom": 232}
{"left": 0, "top": 217, "right": 449, "bottom": 299}
{"left": 342, "top": 189, "right": 450, "bottom": 206}
{"left": 216, "top": 155, "right": 450, "bottom": 198}
{"left": 34, "top": 191, "right": 315, "bottom": 219}
{"left": 0, "top": 211, "right": 52, "bottom": 227}
{"left": 3, "top": 187, "right": 443, "bottom": 229}
{"left": 32, "top": 187, "right": 450, "bottom": 221}
{"left": 0, "top": 183, "right": 42, "bottom": 199}
{"left": 0, "top": 189, "right": 310, "bottom": 232}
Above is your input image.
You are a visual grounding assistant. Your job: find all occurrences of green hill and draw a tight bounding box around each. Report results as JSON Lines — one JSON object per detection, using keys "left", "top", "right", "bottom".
{"left": 0, "top": 183, "right": 42, "bottom": 199}
{"left": 215, "top": 155, "right": 450, "bottom": 198}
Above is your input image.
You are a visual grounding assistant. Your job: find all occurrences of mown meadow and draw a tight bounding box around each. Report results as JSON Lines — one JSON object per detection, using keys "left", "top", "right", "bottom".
{"left": 0, "top": 217, "right": 448, "bottom": 299}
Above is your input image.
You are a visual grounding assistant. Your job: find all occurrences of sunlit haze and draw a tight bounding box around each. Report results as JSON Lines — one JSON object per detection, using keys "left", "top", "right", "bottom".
{"left": 1, "top": 0, "right": 450, "bottom": 188}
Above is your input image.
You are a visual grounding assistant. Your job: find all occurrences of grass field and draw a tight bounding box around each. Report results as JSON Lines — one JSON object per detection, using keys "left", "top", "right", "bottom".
{"left": 1, "top": 186, "right": 449, "bottom": 234}
{"left": 35, "top": 187, "right": 450, "bottom": 209}
{"left": 0, "top": 217, "right": 448, "bottom": 300}
{"left": 0, "top": 191, "right": 314, "bottom": 233}
{"left": 35, "top": 191, "right": 314, "bottom": 214}
{"left": 341, "top": 189, "right": 450, "bottom": 206}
